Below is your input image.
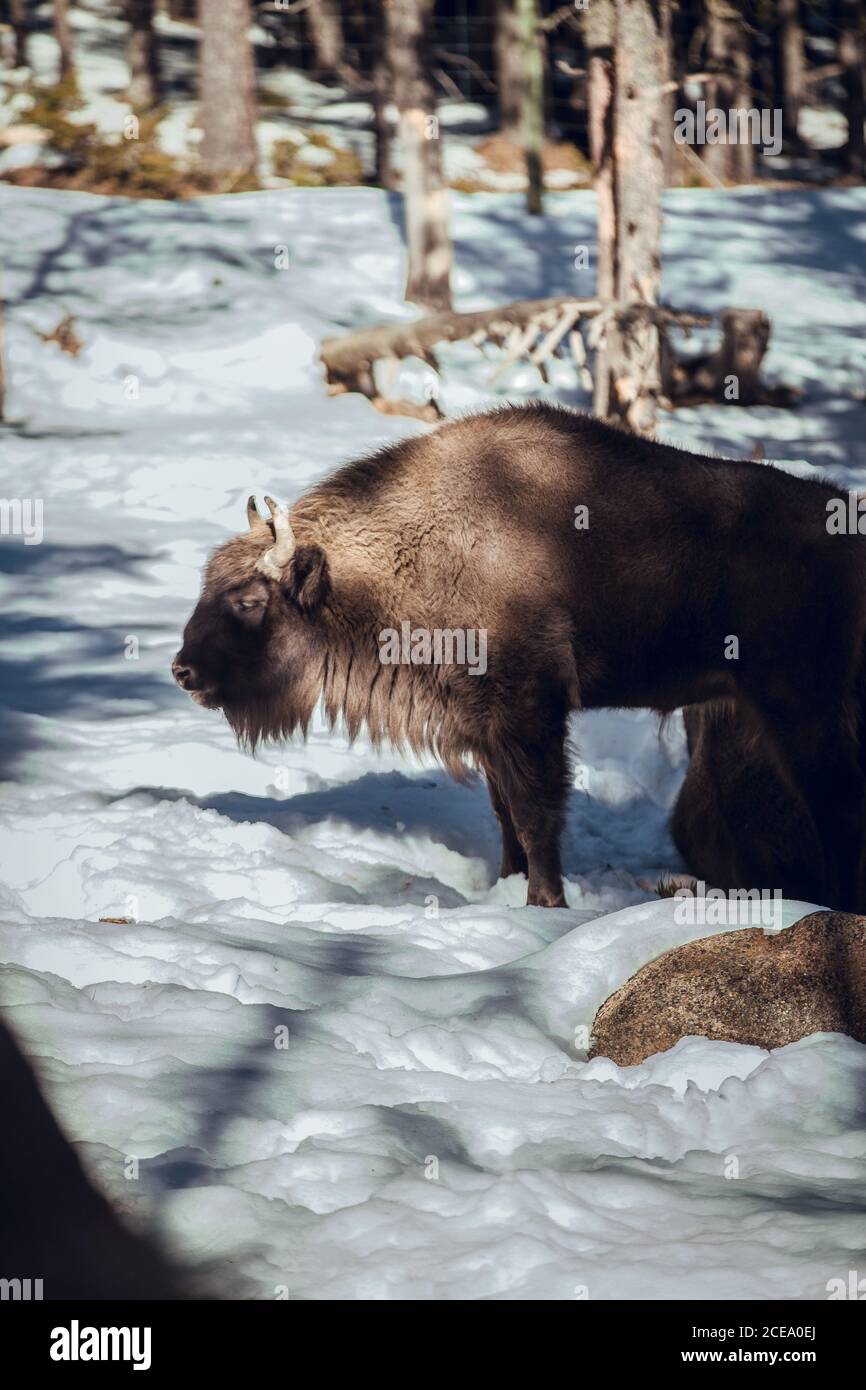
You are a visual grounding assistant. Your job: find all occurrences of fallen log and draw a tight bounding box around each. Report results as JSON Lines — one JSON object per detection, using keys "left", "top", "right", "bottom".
{"left": 320, "top": 296, "right": 602, "bottom": 402}
{"left": 320, "top": 296, "right": 701, "bottom": 416}
{"left": 319, "top": 294, "right": 791, "bottom": 420}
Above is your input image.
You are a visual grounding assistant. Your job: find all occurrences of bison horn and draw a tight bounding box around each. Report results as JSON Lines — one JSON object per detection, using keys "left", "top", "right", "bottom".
{"left": 246, "top": 495, "right": 263, "bottom": 530}
{"left": 255, "top": 494, "right": 296, "bottom": 579}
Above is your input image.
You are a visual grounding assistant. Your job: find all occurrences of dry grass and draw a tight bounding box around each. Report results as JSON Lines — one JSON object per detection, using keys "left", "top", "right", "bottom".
{"left": 270, "top": 130, "right": 363, "bottom": 187}
{"left": 3, "top": 77, "right": 260, "bottom": 198}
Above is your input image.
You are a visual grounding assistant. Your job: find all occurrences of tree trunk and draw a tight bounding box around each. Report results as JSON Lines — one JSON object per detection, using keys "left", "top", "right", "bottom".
{"left": 703, "top": 0, "right": 753, "bottom": 184}
{"left": 197, "top": 0, "right": 257, "bottom": 180}
{"left": 384, "top": 0, "right": 453, "bottom": 311}
{"left": 666, "top": 308, "right": 790, "bottom": 406}
{"left": 495, "top": 0, "right": 524, "bottom": 138}
{"left": 517, "top": 0, "right": 544, "bottom": 215}
{"left": 776, "top": 0, "right": 804, "bottom": 147}
{"left": 659, "top": 0, "right": 675, "bottom": 185}
{"left": 584, "top": 0, "right": 615, "bottom": 303}
{"left": 9, "top": 0, "right": 28, "bottom": 68}
{"left": 304, "top": 0, "right": 349, "bottom": 83}
{"left": 53, "top": 0, "right": 74, "bottom": 79}
{"left": 370, "top": 0, "right": 396, "bottom": 189}
{"left": 0, "top": 295, "right": 6, "bottom": 422}
{"left": 127, "top": 0, "right": 161, "bottom": 109}
{"left": 600, "top": 0, "right": 666, "bottom": 434}
{"left": 840, "top": 0, "right": 865, "bottom": 178}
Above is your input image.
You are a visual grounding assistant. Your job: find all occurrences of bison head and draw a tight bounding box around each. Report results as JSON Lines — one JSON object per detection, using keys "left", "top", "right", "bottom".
{"left": 172, "top": 495, "right": 330, "bottom": 748}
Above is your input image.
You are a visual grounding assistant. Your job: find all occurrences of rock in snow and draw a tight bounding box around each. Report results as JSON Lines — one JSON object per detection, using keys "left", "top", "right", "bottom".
{"left": 590, "top": 912, "right": 866, "bottom": 1067}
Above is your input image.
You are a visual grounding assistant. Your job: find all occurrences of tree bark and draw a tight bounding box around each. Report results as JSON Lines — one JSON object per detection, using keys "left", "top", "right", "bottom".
{"left": 840, "top": 0, "right": 865, "bottom": 178}
{"left": 8, "top": 0, "right": 28, "bottom": 68}
{"left": 197, "top": 0, "right": 257, "bottom": 179}
{"left": 370, "top": 0, "right": 396, "bottom": 189}
{"left": 517, "top": 0, "right": 544, "bottom": 215}
{"left": 659, "top": 0, "right": 675, "bottom": 185}
{"left": 384, "top": 0, "right": 453, "bottom": 311}
{"left": 0, "top": 295, "right": 6, "bottom": 422}
{"left": 583, "top": 0, "right": 615, "bottom": 304}
{"left": 599, "top": 0, "right": 666, "bottom": 434}
{"left": 495, "top": 0, "right": 524, "bottom": 138}
{"left": 776, "top": 0, "right": 804, "bottom": 147}
{"left": 304, "top": 0, "right": 351, "bottom": 83}
{"left": 53, "top": 0, "right": 74, "bottom": 79}
{"left": 703, "top": 0, "right": 753, "bottom": 183}
{"left": 126, "top": 0, "right": 161, "bottom": 109}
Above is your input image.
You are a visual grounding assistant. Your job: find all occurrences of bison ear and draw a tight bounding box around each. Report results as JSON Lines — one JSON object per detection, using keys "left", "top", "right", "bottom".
{"left": 282, "top": 544, "right": 330, "bottom": 613}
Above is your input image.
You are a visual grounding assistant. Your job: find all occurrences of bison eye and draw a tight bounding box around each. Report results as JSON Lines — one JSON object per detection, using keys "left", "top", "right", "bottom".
{"left": 237, "top": 599, "right": 264, "bottom": 611}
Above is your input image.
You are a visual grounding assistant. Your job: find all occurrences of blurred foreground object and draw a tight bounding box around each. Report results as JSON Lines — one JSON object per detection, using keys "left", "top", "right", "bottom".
{"left": 0, "top": 1016, "right": 184, "bottom": 1299}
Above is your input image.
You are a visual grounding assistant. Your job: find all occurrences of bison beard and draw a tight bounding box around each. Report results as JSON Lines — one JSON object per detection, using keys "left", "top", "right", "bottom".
{"left": 174, "top": 402, "right": 866, "bottom": 912}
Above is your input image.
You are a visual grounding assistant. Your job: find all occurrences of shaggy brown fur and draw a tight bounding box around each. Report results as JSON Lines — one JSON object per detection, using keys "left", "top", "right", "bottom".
{"left": 174, "top": 402, "right": 866, "bottom": 910}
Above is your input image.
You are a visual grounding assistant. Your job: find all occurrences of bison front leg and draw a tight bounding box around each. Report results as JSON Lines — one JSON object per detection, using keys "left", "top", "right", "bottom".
{"left": 488, "top": 721, "right": 569, "bottom": 909}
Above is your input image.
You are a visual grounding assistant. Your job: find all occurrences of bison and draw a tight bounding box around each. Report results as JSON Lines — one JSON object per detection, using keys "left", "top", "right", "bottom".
{"left": 173, "top": 402, "right": 866, "bottom": 910}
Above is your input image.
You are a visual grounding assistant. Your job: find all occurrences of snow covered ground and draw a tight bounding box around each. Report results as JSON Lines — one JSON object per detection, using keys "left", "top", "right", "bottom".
{"left": 1, "top": 181, "right": 866, "bottom": 1299}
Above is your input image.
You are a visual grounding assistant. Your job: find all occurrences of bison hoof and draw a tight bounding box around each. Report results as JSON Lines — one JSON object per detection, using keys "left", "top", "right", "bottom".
{"left": 527, "top": 886, "right": 567, "bottom": 909}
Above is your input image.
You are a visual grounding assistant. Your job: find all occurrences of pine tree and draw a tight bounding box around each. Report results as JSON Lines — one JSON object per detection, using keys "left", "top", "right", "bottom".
{"left": 53, "top": 0, "right": 75, "bottom": 79}
{"left": 840, "top": 0, "right": 865, "bottom": 177}
{"left": 198, "top": 0, "right": 257, "bottom": 180}
{"left": 304, "top": 0, "right": 349, "bottom": 83}
{"left": 517, "top": 0, "right": 544, "bottom": 215}
{"left": 9, "top": 0, "right": 29, "bottom": 69}
{"left": 384, "top": 0, "right": 453, "bottom": 310}
{"left": 127, "top": 0, "right": 161, "bottom": 110}
{"left": 595, "top": 0, "right": 665, "bottom": 433}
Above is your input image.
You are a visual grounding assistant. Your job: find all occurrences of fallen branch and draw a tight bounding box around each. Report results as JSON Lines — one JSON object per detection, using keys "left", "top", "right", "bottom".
{"left": 433, "top": 67, "right": 463, "bottom": 102}
{"left": 675, "top": 138, "right": 728, "bottom": 189}
{"left": 541, "top": 4, "right": 582, "bottom": 33}
{"left": 433, "top": 48, "right": 497, "bottom": 94}
{"left": 319, "top": 294, "right": 789, "bottom": 419}
{"left": 319, "top": 296, "right": 709, "bottom": 396}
